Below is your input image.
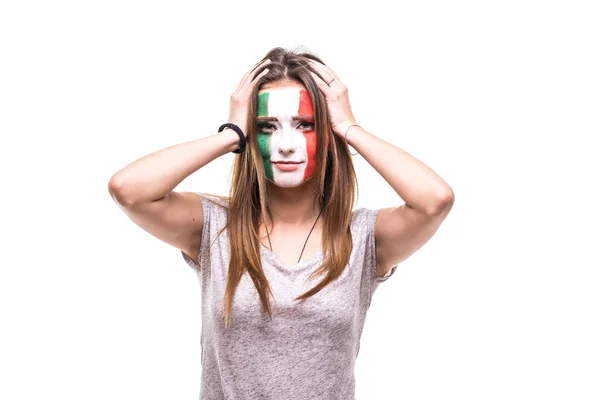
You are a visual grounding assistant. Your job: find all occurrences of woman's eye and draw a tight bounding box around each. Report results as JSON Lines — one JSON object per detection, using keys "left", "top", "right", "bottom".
{"left": 257, "top": 121, "right": 313, "bottom": 133}
{"left": 258, "top": 123, "right": 275, "bottom": 133}
{"left": 298, "top": 121, "right": 314, "bottom": 130}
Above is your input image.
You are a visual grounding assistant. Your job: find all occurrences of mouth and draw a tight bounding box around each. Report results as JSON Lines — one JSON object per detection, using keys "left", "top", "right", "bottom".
{"left": 272, "top": 161, "right": 303, "bottom": 171}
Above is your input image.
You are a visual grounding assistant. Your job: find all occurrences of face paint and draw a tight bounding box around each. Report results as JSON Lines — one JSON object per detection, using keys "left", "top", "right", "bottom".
{"left": 257, "top": 85, "right": 318, "bottom": 188}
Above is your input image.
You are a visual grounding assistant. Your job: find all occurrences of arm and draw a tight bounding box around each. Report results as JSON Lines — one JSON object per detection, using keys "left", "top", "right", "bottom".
{"left": 305, "top": 59, "right": 454, "bottom": 278}
{"left": 108, "top": 131, "right": 239, "bottom": 205}
{"left": 107, "top": 130, "right": 240, "bottom": 261}
{"left": 345, "top": 126, "right": 454, "bottom": 277}
{"left": 107, "top": 58, "right": 271, "bottom": 263}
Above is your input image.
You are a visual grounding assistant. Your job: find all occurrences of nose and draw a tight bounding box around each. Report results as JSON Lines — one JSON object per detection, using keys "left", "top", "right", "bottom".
{"left": 277, "top": 126, "right": 298, "bottom": 155}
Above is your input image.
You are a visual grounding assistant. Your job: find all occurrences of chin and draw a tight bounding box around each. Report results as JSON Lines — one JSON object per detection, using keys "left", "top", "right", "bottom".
{"left": 270, "top": 180, "right": 304, "bottom": 188}
{"left": 268, "top": 174, "right": 316, "bottom": 188}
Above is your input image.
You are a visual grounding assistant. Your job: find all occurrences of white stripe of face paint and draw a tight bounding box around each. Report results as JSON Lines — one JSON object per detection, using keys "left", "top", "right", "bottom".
{"left": 261, "top": 85, "right": 310, "bottom": 188}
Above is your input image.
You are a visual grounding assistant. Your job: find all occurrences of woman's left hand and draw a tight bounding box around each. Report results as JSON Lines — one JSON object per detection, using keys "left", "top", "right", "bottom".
{"left": 307, "top": 59, "right": 358, "bottom": 137}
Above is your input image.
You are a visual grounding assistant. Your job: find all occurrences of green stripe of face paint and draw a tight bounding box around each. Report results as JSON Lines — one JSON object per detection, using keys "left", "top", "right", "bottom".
{"left": 258, "top": 92, "right": 269, "bottom": 117}
{"left": 258, "top": 134, "right": 273, "bottom": 180}
{"left": 257, "top": 92, "right": 273, "bottom": 180}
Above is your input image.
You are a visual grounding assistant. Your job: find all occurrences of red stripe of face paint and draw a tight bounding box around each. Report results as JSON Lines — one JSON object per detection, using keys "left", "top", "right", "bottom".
{"left": 299, "top": 89, "right": 320, "bottom": 182}
{"left": 303, "top": 130, "right": 318, "bottom": 181}
{"left": 298, "top": 89, "right": 313, "bottom": 116}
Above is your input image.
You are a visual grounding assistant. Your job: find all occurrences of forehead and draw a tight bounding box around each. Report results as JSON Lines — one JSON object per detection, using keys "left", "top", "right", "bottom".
{"left": 257, "top": 86, "right": 313, "bottom": 118}
{"left": 259, "top": 79, "right": 305, "bottom": 93}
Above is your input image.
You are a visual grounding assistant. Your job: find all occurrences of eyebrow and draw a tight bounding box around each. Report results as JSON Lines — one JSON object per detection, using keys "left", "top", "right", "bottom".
{"left": 257, "top": 115, "right": 314, "bottom": 122}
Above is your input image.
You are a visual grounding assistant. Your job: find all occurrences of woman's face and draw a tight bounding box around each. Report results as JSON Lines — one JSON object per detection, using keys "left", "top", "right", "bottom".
{"left": 257, "top": 81, "right": 318, "bottom": 188}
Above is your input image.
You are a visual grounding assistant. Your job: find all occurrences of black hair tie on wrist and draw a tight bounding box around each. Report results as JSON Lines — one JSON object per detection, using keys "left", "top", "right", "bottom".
{"left": 218, "top": 123, "right": 246, "bottom": 154}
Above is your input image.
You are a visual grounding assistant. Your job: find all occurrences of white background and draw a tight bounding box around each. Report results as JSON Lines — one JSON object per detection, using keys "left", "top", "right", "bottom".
{"left": 1, "top": 0, "right": 599, "bottom": 399}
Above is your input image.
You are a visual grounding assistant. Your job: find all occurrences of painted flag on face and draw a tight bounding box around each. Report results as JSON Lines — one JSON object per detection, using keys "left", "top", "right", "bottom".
{"left": 257, "top": 88, "right": 318, "bottom": 182}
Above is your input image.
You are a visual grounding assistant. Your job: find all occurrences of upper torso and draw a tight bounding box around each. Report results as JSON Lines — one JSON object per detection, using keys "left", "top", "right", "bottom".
{"left": 180, "top": 193, "right": 397, "bottom": 400}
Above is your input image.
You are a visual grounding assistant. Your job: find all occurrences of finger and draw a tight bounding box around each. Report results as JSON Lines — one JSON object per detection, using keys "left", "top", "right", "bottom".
{"left": 311, "top": 59, "right": 340, "bottom": 81}
{"left": 308, "top": 59, "right": 339, "bottom": 85}
{"left": 250, "top": 66, "right": 269, "bottom": 84}
{"left": 249, "top": 58, "right": 272, "bottom": 75}
{"left": 245, "top": 59, "right": 271, "bottom": 85}
{"left": 307, "top": 59, "right": 329, "bottom": 79}
{"left": 239, "top": 59, "right": 271, "bottom": 87}
{"left": 251, "top": 58, "right": 265, "bottom": 69}
{"left": 309, "top": 71, "right": 331, "bottom": 96}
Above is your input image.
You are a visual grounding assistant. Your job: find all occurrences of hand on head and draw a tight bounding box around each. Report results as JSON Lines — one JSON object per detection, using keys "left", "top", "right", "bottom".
{"left": 228, "top": 58, "right": 272, "bottom": 135}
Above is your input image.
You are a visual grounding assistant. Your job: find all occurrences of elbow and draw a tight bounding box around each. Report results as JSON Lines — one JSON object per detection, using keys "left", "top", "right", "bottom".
{"left": 430, "top": 189, "right": 455, "bottom": 216}
{"left": 108, "top": 174, "right": 133, "bottom": 207}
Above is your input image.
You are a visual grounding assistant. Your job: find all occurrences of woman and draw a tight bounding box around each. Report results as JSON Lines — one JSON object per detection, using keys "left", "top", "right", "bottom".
{"left": 108, "top": 47, "right": 454, "bottom": 399}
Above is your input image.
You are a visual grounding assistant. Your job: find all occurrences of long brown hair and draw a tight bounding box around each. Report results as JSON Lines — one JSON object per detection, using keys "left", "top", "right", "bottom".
{"left": 202, "top": 46, "right": 359, "bottom": 328}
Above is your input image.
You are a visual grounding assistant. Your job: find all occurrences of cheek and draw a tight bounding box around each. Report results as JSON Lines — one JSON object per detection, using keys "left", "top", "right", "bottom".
{"left": 258, "top": 134, "right": 271, "bottom": 158}
{"left": 304, "top": 130, "right": 318, "bottom": 160}
{"left": 258, "top": 134, "right": 274, "bottom": 180}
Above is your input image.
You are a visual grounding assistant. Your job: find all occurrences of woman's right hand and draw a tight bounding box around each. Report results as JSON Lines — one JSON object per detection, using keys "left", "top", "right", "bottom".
{"left": 227, "top": 58, "right": 272, "bottom": 136}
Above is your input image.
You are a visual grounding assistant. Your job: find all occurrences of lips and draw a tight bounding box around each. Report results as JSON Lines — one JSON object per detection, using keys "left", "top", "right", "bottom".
{"left": 272, "top": 161, "right": 303, "bottom": 171}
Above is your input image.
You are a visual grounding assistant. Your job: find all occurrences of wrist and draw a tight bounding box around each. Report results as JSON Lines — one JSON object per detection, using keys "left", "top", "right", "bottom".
{"left": 221, "top": 127, "right": 243, "bottom": 153}
{"left": 227, "top": 120, "right": 247, "bottom": 137}
{"left": 333, "top": 120, "right": 358, "bottom": 137}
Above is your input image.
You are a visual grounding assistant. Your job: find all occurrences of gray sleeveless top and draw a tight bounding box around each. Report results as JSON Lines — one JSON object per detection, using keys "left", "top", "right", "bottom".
{"left": 181, "top": 193, "right": 397, "bottom": 400}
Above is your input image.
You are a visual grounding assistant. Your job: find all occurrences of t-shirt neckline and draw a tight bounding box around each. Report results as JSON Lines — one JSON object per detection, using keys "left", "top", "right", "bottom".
{"left": 259, "top": 243, "right": 324, "bottom": 268}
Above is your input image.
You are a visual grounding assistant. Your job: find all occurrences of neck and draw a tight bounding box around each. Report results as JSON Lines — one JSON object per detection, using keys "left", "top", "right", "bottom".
{"left": 265, "top": 179, "right": 323, "bottom": 227}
